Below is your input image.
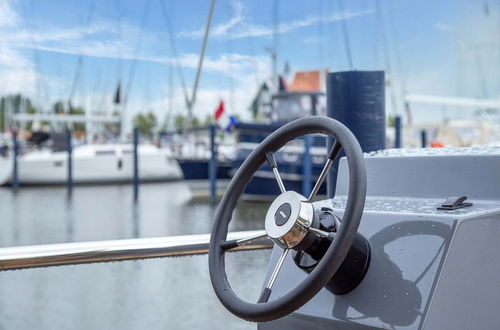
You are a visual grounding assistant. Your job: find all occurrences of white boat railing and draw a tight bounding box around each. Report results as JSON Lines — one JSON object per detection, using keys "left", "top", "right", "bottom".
{"left": 0, "top": 230, "right": 271, "bottom": 271}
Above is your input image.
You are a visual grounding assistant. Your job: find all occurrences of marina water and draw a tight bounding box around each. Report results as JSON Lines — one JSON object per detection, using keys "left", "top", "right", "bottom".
{"left": 0, "top": 182, "right": 270, "bottom": 329}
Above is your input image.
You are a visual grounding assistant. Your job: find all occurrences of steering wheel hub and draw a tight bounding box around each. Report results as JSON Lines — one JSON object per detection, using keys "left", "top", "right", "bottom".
{"left": 264, "top": 191, "right": 314, "bottom": 249}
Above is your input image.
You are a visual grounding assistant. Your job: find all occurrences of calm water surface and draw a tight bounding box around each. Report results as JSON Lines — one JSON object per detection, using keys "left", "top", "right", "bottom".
{"left": 0, "top": 182, "right": 272, "bottom": 329}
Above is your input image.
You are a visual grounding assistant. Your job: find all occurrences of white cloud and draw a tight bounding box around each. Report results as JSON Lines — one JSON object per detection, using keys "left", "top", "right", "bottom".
{"left": 17, "top": 34, "right": 268, "bottom": 82}
{"left": 0, "top": 68, "right": 37, "bottom": 95}
{"left": 18, "top": 39, "right": 133, "bottom": 61}
{"left": 179, "top": 0, "right": 372, "bottom": 40}
{"left": 0, "top": 46, "right": 29, "bottom": 68}
{"left": 0, "top": 0, "right": 18, "bottom": 27}
{"left": 0, "top": 63, "right": 63, "bottom": 101}
{"left": 3, "top": 14, "right": 268, "bottom": 83}
{"left": 433, "top": 22, "right": 454, "bottom": 32}
{"left": 5, "top": 19, "right": 143, "bottom": 60}
{"left": 302, "top": 36, "right": 326, "bottom": 44}
{"left": 4, "top": 22, "right": 117, "bottom": 43}
{"left": 177, "top": 53, "right": 269, "bottom": 82}
{"left": 275, "top": 10, "right": 372, "bottom": 35}
{"left": 139, "top": 81, "right": 258, "bottom": 127}
{"left": 0, "top": 4, "right": 41, "bottom": 98}
{"left": 180, "top": 0, "right": 246, "bottom": 39}
{"left": 0, "top": 2, "right": 110, "bottom": 105}
{"left": 213, "top": 0, "right": 246, "bottom": 35}
{"left": 121, "top": 52, "right": 269, "bottom": 131}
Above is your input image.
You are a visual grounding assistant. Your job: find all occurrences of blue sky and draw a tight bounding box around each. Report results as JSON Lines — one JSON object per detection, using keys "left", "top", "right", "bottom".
{"left": 0, "top": 0, "right": 498, "bottom": 129}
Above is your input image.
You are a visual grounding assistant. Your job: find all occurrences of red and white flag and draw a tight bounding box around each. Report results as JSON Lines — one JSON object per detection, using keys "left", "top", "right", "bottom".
{"left": 214, "top": 100, "right": 224, "bottom": 120}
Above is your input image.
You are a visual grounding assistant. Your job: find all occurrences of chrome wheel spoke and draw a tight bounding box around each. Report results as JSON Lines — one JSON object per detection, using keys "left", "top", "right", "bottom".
{"left": 258, "top": 248, "right": 289, "bottom": 303}
{"left": 308, "top": 141, "right": 342, "bottom": 201}
{"left": 220, "top": 231, "right": 268, "bottom": 251}
{"left": 266, "top": 152, "right": 286, "bottom": 193}
{"left": 308, "top": 227, "right": 336, "bottom": 240}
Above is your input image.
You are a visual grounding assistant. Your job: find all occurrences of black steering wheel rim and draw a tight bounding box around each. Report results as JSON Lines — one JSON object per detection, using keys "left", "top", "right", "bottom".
{"left": 209, "top": 116, "right": 367, "bottom": 322}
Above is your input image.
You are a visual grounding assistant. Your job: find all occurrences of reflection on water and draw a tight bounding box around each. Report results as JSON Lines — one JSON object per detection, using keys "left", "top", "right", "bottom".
{"left": 0, "top": 182, "right": 270, "bottom": 329}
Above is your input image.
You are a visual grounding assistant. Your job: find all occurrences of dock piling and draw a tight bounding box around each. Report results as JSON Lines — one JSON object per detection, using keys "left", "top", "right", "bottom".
{"left": 11, "top": 130, "right": 19, "bottom": 190}
{"left": 394, "top": 115, "right": 402, "bottom": 148}
{"left": 420, "top": 129, "right": 427, "bottom": 148}
{"left": 66, "top": 128, "right": 73, "bottom": 195}
{"left": 209, "top": 124, "right": 217, "bottom": 202}
{"left": 133, "top": 127, "right": 139, "bottom": 202}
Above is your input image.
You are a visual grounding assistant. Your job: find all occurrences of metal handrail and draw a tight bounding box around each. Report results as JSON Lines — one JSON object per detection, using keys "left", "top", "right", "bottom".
{"left": 0, "top": 230, "right": 271, "bottom": 271}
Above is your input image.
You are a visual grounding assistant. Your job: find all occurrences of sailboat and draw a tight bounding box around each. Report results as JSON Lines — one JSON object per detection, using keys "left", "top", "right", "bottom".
{"left": 0, "top": 83, "right": 183, "bottom": 186}
{"left": 0, "top": 108, "right": 183, "bottom": 186}
{"left": 0, "top": 142, "right": 181, "bottom": 185}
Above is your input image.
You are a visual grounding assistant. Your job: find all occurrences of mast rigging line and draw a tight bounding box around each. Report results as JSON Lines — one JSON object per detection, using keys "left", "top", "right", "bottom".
{"left": 114, "top": 0, "right": 123, "bottom": 85}
{"left": 159, "top": 0, "right": 216, "bottom": 123}
{"left": 159, "top": 0, "right": 190, "bottom": 114}
{"left": 375, "top": 0, "right": 400, "bottom": 118}
{"left": 226, "top": 1, "right": 234, "bottom": 116}
{"left": 318, "top": 0, "right": 325, "bottom": 69}
{"left": 124, "top": 0, "right": 152, "bottom": 109}
{"left": 386, "top": 0, "right": 411, "bottom": 123}
{"left": 27, "top": 0, "right": 43, "bottom": 112}
{"left": 272, "top": 0, "right": 278, "bottom": 94}
{"left": 338, "top": 0, "right": 354, "bottom": 70}
{"left": 67, "top": 0, "right": 96, "bottom": 111}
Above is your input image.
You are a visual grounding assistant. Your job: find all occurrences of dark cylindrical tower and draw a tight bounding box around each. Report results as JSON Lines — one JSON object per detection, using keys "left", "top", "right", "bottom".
{"left": 326, "top": 71, "right": 386, "bottom": 197}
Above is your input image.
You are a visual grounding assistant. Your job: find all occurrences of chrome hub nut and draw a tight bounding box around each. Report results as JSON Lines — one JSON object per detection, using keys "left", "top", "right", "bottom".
{"left": 265, "top": 191, "right": 314, "bottom": 249}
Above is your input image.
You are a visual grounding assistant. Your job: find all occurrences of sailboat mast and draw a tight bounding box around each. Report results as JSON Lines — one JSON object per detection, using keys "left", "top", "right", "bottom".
{"left": 187, "top": 0, "right": 216, "bottom": 122}
{"left": 272, "top": 0, "right": 278, "bottom": 94}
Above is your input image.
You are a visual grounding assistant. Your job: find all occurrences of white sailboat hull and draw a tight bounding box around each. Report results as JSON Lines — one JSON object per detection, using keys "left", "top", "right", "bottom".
{"left": 0, "top": 144, "right": 182, "bottom": 185}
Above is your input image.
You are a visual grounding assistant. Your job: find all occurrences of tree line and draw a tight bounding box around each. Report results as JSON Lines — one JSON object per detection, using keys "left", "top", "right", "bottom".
{"left": 0, "top": 94, "right": 216, "bottom": 138}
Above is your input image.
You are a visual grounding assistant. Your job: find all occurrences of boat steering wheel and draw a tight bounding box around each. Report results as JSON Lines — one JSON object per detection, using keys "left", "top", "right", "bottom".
{"left": 208, "top": 116, "right": 367, "bottom": 322}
